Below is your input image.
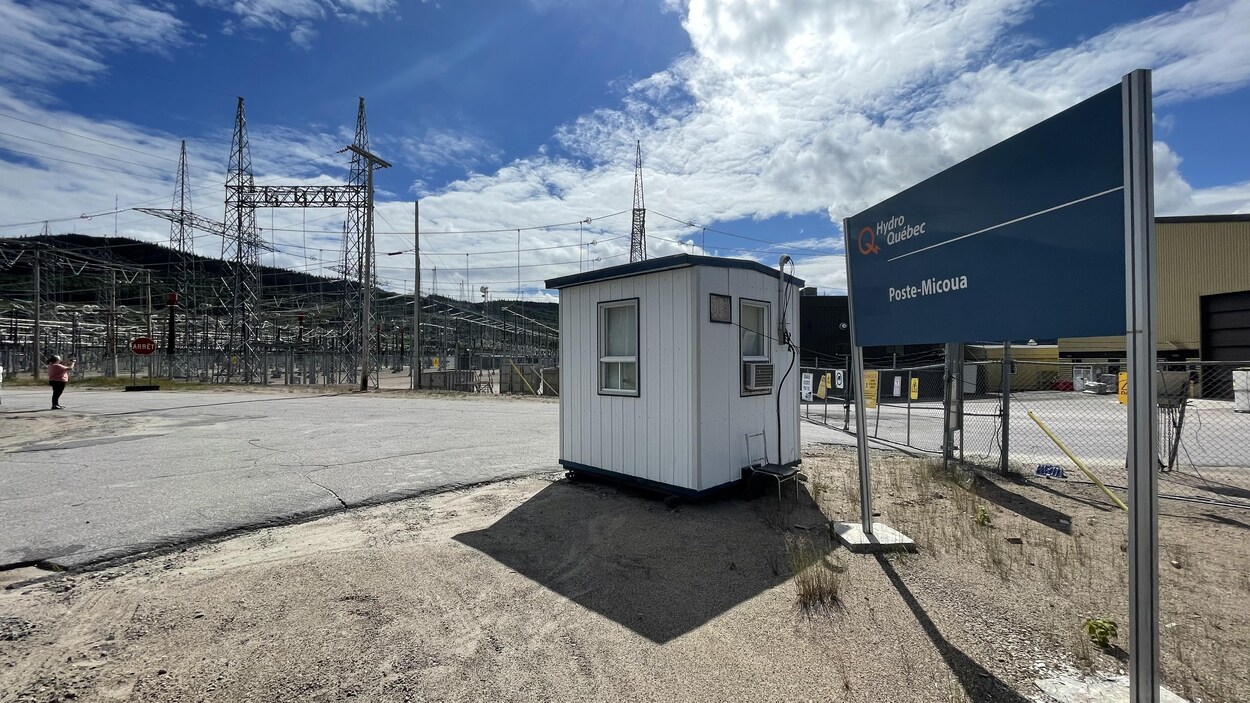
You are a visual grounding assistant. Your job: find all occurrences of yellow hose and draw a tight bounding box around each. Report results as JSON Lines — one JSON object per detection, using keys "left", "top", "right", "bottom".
{"left": 1027, "top": 411, "right": 1129, "bottom": 512}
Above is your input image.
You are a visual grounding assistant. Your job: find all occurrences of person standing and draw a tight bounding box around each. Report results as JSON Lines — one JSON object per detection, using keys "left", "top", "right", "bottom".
{"left": 47, "top": 355, "right": 75, "bottom": 410}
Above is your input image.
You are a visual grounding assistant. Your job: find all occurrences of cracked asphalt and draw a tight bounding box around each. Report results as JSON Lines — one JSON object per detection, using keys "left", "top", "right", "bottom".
{"left": 0, "top": 387, "right": 559, "bottom": 568}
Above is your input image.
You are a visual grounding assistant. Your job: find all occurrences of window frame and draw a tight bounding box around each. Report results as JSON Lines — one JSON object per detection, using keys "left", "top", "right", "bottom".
{"left": 598, "top": 298, "right": 640, "bottom": 397}
{"left": 739, "top": 298, "right": 771, "bottom": 363}
{"left": 740, "top": 298, "right": 772, "bottom": 397}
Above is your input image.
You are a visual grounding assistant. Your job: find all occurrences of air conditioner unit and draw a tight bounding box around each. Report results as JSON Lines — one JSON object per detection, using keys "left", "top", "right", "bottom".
{"left": 742, "top": 361, "right": 774, "bottom": 391}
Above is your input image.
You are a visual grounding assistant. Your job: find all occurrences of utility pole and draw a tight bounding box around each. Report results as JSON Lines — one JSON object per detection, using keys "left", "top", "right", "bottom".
{"left": 344, "top": 144, "right": 391, "bottom": 392}
{"left": 32, "top": 249, "right": 41, "bottom": 380}
{"left": 146, "top": 271, "right": 153, "bottom": 384}
{"left": 413, "top": 200, "right": 421, "bottom": 390}
{"left": 109, "top": 269, "right": 118, "bottom": 377}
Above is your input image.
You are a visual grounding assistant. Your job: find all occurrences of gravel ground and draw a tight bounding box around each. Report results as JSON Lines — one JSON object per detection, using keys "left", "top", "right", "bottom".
{"left": 0, "top": 448, "right": 1246, "bottom": 702}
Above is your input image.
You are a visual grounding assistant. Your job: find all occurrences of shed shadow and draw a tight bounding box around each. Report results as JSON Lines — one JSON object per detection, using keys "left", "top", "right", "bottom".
{"left": 454, "top": 478, "right": 829, "bottom": 644}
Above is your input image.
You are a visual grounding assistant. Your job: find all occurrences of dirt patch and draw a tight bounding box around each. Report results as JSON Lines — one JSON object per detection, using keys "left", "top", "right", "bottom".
{"left": 0, "top": 450, "right": 1246, "bottom": 702}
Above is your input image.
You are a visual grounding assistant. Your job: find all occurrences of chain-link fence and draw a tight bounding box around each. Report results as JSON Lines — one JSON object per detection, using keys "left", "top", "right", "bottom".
{"left": 1001, "top": 360, "right": 1250, "bottom": 507}
{"left": 801, "top": 354, "right": 1250, "bottom": 508}
{"left": 800, "top": 361, "right": 950, "bottom": 453}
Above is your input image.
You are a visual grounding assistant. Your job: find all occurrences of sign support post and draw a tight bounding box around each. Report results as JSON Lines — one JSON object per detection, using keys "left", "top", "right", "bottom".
{"left": 844, "top": 216, "right": 871, "bottom": 533}
{"left": 833, "top": 217, "right": 914, "bottom": 553}
{"left": 1123, "top": 67, "right": 1159, "bottom": 703}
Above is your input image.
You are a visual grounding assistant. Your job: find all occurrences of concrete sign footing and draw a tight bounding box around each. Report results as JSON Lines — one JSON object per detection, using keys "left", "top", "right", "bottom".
{"left": 833, "top": 522, "right": 916, "bottom": 554}
{"left": 1035, "top": 674, "right": 1189, "bottom": 703}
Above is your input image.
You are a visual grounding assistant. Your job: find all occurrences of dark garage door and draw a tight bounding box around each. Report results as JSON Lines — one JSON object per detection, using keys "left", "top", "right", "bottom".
{"left": 1201, "top": 289, "right": 1250, "bottom": 398}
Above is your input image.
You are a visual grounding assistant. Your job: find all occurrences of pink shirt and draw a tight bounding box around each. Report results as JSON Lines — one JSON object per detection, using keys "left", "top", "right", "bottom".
{"left": 48, "top": 363, "right": 71, "bottom": 383}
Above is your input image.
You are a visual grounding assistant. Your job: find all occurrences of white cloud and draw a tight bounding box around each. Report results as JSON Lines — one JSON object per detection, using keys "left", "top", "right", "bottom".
{"left": 390, "top": 129, "right": 504, "bottom": 177}
{"left": 197, "top": 0, "right": 395, "bottom": 39}
{"left": 3, "top": 0, "right": 1250, "bottom": 302}
{"left": 290, "top": 23, "right": 319, "bottom": 49}
{"left": 0, "top": 0, "right": 187, "bottom": 86}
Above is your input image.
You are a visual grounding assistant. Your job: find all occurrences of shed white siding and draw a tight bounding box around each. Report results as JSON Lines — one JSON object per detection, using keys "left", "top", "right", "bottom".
{"left": 559, "top": 267, "right": 699, "bottom": 489}
{"left": 695, "top": 266, "right": 801, "bottom": 489}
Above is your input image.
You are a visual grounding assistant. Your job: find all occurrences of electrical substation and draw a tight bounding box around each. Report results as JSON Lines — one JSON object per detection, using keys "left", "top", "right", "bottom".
{"left": 0, "top": 98, "right": 563, "bottom": 392}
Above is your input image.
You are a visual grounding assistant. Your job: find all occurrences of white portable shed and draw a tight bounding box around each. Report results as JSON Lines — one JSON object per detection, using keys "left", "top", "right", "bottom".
{"left": 544, "top": 254, "right": 804, "bottom": 497}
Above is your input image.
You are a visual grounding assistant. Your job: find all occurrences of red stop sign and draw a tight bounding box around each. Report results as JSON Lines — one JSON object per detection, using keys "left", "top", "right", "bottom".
{"left": 131, "top": 337, "right": 157, "bottom": 355}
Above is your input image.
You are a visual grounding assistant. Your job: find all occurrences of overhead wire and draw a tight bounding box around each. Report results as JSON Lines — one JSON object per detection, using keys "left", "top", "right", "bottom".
{"left": 649, "top": 209, "right": 839, "bottom": 255}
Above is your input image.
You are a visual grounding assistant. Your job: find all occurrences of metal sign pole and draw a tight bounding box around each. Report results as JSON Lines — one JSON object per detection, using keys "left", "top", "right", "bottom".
{"left": 833, "top": 218, "right": 914, "bottom": 553}
{"left": 843, "top": 217, "right": 873, "bottom": 534}
{"left": 1123, "top": 67, "right": 1159, "bottom": 703}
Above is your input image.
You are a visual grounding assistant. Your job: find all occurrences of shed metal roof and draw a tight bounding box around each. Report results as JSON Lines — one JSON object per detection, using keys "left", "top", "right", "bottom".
{"left": 544, "top": 253, "right": 805, "bottom": 290}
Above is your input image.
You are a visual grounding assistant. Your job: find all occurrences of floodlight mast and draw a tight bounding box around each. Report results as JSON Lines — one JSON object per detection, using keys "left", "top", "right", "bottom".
{"left": 339, "top": 144, "right": 392, "bottom": 391}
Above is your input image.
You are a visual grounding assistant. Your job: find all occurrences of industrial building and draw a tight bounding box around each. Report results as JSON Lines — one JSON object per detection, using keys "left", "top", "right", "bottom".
{"left": 1059, "top": 214, "right": 1250, "bottom": 363}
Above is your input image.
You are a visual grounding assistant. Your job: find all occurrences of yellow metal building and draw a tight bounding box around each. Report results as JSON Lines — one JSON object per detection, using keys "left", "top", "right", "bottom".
{"left": 969, "top": 343, "right": 1061, "bottom": 392}
{"left": 1059, "top": 214, "right": 1250, "bottom": 363}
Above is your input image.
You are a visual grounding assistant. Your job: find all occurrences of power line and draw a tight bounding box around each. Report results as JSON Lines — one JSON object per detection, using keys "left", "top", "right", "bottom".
{"left": 649, "top": 209, "right": 837, "bottom": 255}
{"left": 0, "top": 112, "right": 179, "bottom": 164}
{"left": 0, "top": 145, "right": 178, "bottom": 181}
{"left": 0, "top": 129, "right": 178, "bottom": 175}
{"left": 377, "top": 210, "right": 630, "bottom": 241}
{"left": 0, "top": 150, "right": 358, "bottom": 230}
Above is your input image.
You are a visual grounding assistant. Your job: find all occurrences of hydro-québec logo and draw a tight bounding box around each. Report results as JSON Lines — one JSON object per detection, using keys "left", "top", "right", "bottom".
{"left": 858, "top": 215, "right": 927, "bottom": 255}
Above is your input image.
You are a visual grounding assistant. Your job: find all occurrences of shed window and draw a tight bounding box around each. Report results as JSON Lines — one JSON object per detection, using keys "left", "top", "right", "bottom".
{"left": 740, "top": 301, "right": 770, "bottom": 361}
{"left": 599, "top": 300, "right": 638, "bottom": 395}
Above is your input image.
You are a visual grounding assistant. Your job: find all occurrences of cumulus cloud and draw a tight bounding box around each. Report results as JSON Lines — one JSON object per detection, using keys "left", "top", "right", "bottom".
{"left": 3, "top": 0, "right": 1250, "bottom": 301}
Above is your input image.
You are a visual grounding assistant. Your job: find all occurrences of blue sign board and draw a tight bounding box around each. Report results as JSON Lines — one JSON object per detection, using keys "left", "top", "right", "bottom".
{"left": 845, "top": 84, "right": 1127, "bottom": 347}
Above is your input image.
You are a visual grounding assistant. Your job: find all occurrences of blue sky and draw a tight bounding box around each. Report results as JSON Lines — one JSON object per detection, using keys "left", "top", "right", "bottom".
{"left": 1, "top": 0, "right": 1249, "bottom": 300}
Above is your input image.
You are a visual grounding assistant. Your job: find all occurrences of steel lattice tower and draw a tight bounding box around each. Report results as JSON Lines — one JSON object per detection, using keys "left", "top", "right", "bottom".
{"left": 170, "top": 141, "right": 193, "bottom": 255}
{"left": 168, "top": 139, "right": 194, "bottom": 372}
{"left": 630, "top": 141, "right": 646, "bottom": 262}
{"left": 338, "top": 97, "right": 371, "bottom": 382}
{"left": 222, "top": 97, "right": 260, "bottom": 382}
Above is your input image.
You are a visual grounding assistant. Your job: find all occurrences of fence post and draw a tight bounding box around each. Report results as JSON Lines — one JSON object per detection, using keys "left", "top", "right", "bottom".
{"left": 906, "top": 369, "right": 912, "bottom": 448}
{"left": 943, "top": 343, "right": 956, "bottom": 469}
{"left": 1001, "top": 340, "right": 1012, "bottom": 475}
{"left": 843, "top": 357, "right": 851, "bottom": 431}
{"left": 823, "top": 367, "right": 830, "bottom": 424}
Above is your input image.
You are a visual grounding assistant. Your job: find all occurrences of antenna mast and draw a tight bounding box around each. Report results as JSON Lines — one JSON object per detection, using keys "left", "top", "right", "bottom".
{"left": 630, "top": 140, "right": 646, "bottom": 262}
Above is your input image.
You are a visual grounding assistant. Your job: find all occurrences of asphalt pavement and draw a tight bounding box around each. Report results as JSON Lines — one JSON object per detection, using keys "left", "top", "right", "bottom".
{"left": 1, "top": 387, "right": 560, "bottom": 568}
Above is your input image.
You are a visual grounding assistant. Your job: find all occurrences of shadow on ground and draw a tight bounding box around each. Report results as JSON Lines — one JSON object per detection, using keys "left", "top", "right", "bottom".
{"left": 876, "top": 555, "right": 1032, "bottom": 703}
{"left": 976, "top": 477, "right": 1076, "bottom": 534}
{"left": 454, "top": 477, "right": 829, "bottom": 644}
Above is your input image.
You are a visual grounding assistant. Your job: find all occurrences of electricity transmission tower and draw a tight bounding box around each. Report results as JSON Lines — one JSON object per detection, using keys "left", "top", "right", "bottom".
{"left": 136, "top": 97, "right": 384, "bottom": 386}
{"left": 338, "top": 98, "right": 370, "bottom": 372}
{"left": 167, "top": 140, "right": 195, "bottom": 376}
{"left": 170, "top": 141, "right": 193, "bottom": 257}
{"left": 630, "top": 140, "right": 646, "bottom": 262}
{"left": 222, "top": 97, "right": 262, "bottom": 382}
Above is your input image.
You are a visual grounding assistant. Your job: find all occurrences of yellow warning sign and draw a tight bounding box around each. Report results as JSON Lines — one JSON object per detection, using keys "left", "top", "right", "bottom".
{"left": 910, "top": 377, "right": 920, "bottom": 400}
{"left": 1118, "top": 372, "right": 1128, "bottom": 405}
{"left": 815, "top": 375, "right": 827, "bottom": 399}
{"left": 864, "top": 370, "right": 880, "bottom": 409}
